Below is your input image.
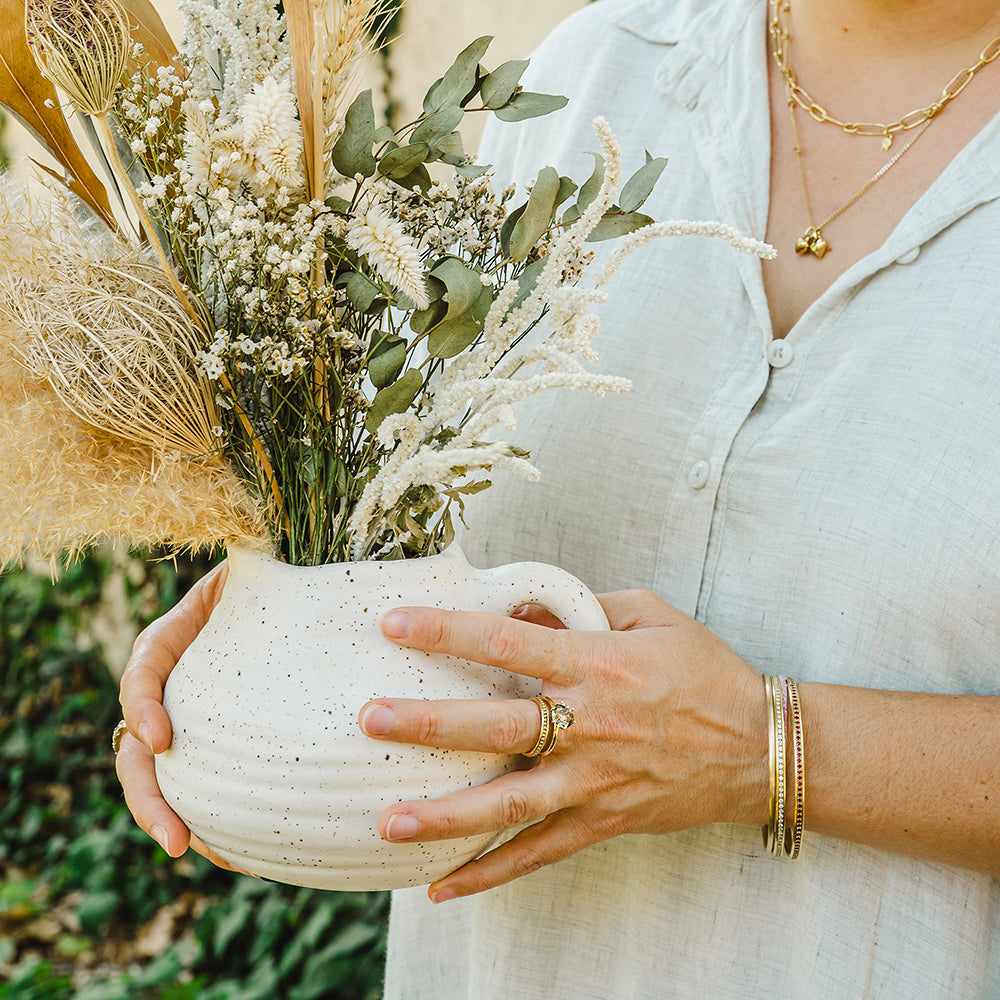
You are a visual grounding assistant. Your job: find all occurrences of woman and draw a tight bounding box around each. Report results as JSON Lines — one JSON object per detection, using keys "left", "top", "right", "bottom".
{"left": 117, "top": 0, "right": 1000, "bottom": 995}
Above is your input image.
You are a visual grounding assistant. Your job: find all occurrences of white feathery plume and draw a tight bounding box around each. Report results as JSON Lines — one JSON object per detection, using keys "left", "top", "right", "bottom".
{"left": 596, "top": 219, "right": 776, "bottom": 286}
{"left": 346, "top": 207, "right": 430, "bottom": 309}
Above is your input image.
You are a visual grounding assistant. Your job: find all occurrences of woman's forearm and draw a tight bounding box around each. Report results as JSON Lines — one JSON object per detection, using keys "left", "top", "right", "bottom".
{"left": 799, "top": 683, "right": 1000, "bottom": 875}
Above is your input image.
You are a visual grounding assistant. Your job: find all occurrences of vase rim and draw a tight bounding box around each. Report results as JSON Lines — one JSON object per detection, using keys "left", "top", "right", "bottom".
{"left": 224, "top": 542, "right": 469, "bottom": 581}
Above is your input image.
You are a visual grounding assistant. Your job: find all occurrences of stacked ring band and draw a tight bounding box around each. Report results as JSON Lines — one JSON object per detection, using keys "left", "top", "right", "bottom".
{"left": 525, "top": 696, "right": 576, "bottom": 757}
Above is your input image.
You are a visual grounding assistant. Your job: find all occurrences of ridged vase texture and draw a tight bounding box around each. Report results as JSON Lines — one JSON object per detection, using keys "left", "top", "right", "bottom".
{"left": 155, "top": 545, "right": 607, "bottom": 890}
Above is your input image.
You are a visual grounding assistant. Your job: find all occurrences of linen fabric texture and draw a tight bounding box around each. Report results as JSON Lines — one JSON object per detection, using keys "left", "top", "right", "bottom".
{"left": 383, "top": 0, "right": 1000, "bottom": 996}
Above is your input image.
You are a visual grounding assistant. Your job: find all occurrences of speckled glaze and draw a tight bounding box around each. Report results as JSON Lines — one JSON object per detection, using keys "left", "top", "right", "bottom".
{"left": 155, "top": 545, "right": 608, "bottom": 891}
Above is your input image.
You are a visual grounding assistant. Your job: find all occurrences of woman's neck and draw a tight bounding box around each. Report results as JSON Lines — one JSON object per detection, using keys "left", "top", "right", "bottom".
{"left": 790, "top": 0, "right": 1000, "bottom": 50}
{"left": 780, "top": 0, "right": 1000, "bottom": 122}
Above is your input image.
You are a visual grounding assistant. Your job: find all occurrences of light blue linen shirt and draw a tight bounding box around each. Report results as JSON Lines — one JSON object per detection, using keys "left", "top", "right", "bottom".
{"left": 385, "top": 1, "right": 1000, "bottom": 996}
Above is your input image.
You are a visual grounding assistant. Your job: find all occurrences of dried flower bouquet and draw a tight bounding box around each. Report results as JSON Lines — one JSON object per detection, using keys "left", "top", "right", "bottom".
{"left": 0, "top": 0, "right": 772, "bottom": 567}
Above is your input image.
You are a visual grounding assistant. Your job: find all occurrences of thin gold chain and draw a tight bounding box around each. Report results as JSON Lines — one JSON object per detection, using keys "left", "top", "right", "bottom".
{"left": 769, "top": 0, "right": 1000, "bottom": 149}
{"left": 787, "top": 98, "right": 933, "bottom": 256}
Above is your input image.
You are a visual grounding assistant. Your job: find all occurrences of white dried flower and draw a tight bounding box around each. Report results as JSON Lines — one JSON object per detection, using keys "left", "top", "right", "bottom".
{"left": 346, "top": 207, "right": 429, "bottom": 309}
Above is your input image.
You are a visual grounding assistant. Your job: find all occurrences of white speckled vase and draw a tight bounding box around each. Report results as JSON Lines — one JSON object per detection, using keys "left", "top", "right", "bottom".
{"left": 155, "top": 544, "right": 608, "bottom": 891}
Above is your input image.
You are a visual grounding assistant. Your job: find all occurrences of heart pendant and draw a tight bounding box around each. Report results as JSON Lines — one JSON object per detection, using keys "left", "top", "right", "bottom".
{"left": 795, "top": 227, "right": 829, "bottom": 258}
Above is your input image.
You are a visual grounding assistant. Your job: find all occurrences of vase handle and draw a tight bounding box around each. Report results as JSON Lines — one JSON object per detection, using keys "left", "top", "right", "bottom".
{"left": 477, "top": 560, "right": 609, "bottom": 633}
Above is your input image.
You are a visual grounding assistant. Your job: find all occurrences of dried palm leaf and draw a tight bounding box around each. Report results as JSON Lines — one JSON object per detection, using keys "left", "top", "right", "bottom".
{"left": 285, "top": 0, "right": 323, "bottom": 202}
{"left": 121, "top": 0, "right": 179, "bottom": 76}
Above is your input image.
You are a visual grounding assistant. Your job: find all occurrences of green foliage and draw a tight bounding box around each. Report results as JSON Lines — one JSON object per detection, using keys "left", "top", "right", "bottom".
{"left": 1, "top": 553, "right": 388, "bottom": 999}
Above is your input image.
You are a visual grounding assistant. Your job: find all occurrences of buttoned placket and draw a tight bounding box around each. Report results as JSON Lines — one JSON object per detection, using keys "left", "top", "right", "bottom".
{"left": 645, "top": 0, "right": 776, "bottom": 615}
{"left": 636, "top": 0, "right": 1000, "bottom": 619}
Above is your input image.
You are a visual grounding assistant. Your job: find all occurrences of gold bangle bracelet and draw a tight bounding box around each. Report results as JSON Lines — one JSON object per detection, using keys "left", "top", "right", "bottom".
{"left": 771, "top": 674, "right": 787, "bottom": 857}
{"left": 762, "top": 674, "right": 805, "bottom": 860}
{"left": 785, "top": 677, "right": 806, "bottom": 859}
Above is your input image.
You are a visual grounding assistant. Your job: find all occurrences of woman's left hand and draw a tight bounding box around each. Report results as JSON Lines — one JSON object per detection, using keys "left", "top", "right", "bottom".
{"left": 358, "top": 590, "right": 768, "bottom": 902}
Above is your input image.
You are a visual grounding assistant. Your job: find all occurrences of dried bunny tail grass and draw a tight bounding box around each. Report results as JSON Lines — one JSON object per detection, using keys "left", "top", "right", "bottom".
{"left": 1, "top": 252, "right": 222, "bottom": 457}
{"left": 0, "top": 348, "right": 267, "bottom": 569}
{"left": 319, "top": 0, "right": 391, "bottom": 150}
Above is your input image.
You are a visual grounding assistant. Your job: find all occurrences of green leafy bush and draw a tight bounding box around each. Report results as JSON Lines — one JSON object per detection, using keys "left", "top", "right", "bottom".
{"left": 1, "top": 552, "right": 388, "bottom": 999}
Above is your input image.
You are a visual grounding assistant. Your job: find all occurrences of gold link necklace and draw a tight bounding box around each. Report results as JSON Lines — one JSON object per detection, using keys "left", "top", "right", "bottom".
{"left": 770, "top": 0, "right": 1000, "bottom": 150}
{"left": 768, "top": 0, "right": 1000, "bottom": 257}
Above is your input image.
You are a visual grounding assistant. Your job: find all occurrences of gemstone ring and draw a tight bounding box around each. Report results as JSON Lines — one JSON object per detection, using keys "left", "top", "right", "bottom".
{"left": 525, "top": 697, "right": 575, "bottom": 757}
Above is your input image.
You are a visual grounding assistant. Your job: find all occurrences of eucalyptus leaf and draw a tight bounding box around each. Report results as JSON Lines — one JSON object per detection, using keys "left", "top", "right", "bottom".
{"left": 412, "top": 106, "right": 463, "bottom": 146}
{"left": 368, "top": 334, "right": 407, "bottom": 388}
{"left": 500, "top": 203, "right": 527, "bottom": 258}
{"left": 505, "top": 255, "right": 548, "bottom": 316}
{"left": 456, "top": 162, "right": 491, "bottom": 179}
{"left": 481, "top": 59, "right": 530, "bottom": 109}
{"left": 433, "top": 132, "right": 465, "bottom": 163}
{"left": 373, "top": 125, "right": 397, "bottom": 144}
{"left": 389, "top": 162, "right": 433, "bottom": 194}
{"left": 346, "top": 271, "right": 383, "bottom": 312}
{"left": 509, "top": 166, "right": 560, "bottom": 261}
{"left": 618, "top": 155, "right": 668, "bottom": 214}
{"left": 430, "top": 257, "right": 485, "bottom": 318}
{"left": 424, "top": 36, "right": 492, "bottom": 113}
{"left": 577, "top": 152, "right": 605, "bottom": 213}
{"left": 585, "top": 211, "right": 655, "bottom": 242}
{"left": 556, "top": 175, "right": 579, "bottom": 208}
{"left": 378, "top": 142, "right": 430, "bottom": 180}
{"left": 410, "top": 297, "right": 448, "bottom": 336}
{"left": 325, "top": 195, "right": 352, "bottom": 215}
{"left": 365, "top": 369, "right": 423, "bottom": 433}
{"left": 331, "top": 90, "right": 376, "bottom": 179}
{"left": 428, "top": 283, "right": 494, "bottom": 358}
{"left": 493, "top": 91, "right": 568, "bottom": 122}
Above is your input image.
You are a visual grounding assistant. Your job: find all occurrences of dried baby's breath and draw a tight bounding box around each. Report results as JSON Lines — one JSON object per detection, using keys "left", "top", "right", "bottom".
{"left": 0, "top": 0, "right": 774, "bottom": 567}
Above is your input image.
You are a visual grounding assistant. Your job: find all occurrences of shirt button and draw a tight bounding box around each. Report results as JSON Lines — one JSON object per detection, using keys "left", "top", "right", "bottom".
{"left": 767, "top": 338, "right": 794, "bottom": 368}
{"left": 897, "top": 247, "right": 920, "bottom": 264}
{"left": 687, "top": 460, "right": 711, "bottom": 490}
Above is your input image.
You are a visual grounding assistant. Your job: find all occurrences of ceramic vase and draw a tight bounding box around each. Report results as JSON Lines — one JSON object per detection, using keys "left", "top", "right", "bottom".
{"left": 155, "top": 545, "right": 607, "bottom": 891}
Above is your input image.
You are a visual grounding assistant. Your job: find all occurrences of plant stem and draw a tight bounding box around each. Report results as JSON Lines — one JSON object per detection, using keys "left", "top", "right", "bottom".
{"left": 93, "top": 113, "right": 287, "bottom": 542}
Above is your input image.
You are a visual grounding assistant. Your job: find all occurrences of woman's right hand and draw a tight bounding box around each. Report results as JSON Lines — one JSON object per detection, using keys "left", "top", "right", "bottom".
{"left": 116, "top": 560, "right": 253, "bottom": 874}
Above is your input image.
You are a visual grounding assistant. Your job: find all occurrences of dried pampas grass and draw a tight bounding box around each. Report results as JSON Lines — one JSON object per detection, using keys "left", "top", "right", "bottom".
{"left": 0, "top": 194, "right": 267, "bottom": 566}
{"left": 0, "top": 345, "right": 266, "bottom": 569}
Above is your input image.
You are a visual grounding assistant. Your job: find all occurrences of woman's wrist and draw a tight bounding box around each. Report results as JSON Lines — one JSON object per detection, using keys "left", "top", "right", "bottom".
{"left": 715, "top": 666, "right": 771, "bottom": 828}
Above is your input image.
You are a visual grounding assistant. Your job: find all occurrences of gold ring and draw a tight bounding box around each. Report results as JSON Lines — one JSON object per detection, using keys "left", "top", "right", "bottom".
{"left": 524, "top": 697, "right": 575, "bottom": 757}
{"left": 112, "top": 720, "right": 128, "bottom": 755}
{"left": 525, "top": 696, "right": 552, "bottom": 757}
{"left": 541, "top": 701, "right": 575, "bottom": 756}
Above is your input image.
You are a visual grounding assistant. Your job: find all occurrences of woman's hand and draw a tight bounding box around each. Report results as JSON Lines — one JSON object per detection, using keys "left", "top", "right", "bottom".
{"left": 360, "top": 590, "right": 768, "bottom": 902}
{"left": 116, "top": 561, "right": 253, "bottom": 874}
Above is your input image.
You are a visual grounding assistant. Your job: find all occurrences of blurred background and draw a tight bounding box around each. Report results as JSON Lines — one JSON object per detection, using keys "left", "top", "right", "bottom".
{"left": 0, "top": 2, "right": 587, "bottom": 997}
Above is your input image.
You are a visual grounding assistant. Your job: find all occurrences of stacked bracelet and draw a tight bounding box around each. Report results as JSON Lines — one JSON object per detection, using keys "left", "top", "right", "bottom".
{"left": 762, "top": 674, "right": 806, "bottom": 859}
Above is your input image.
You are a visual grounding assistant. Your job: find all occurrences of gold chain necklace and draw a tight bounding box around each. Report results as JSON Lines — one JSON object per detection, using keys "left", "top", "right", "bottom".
{"left": 787, "top": 102, "right": 932, "bottom": 258}
{"left": 769, "top": 0, "right": 999, "bottom": 257}
{"left": 769, "top": 0, "right": 1000, "bottom": 150}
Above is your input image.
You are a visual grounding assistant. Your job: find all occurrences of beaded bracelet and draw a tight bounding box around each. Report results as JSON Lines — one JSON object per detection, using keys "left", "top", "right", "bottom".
{"left": 762, "top": 674, "right": 806, "bottom": 859}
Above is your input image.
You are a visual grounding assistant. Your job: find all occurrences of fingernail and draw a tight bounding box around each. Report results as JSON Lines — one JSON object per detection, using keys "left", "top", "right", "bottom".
{"left": 361, "top": 704, "right": 395, "bottom": 736}
{"left": 430, "top": 886, "right": 457, "bottom": 904}
{"left": 151, "top": 825, "right": 170, "bottom": 854}
{"left": 385, "top": 814, "right": 420, "bottom": 842}
{"left": 382, "top": 610, "right": 412, "bottom": 639}
{"left": 138, "top": 721, "right": 154, "bottom": 752}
